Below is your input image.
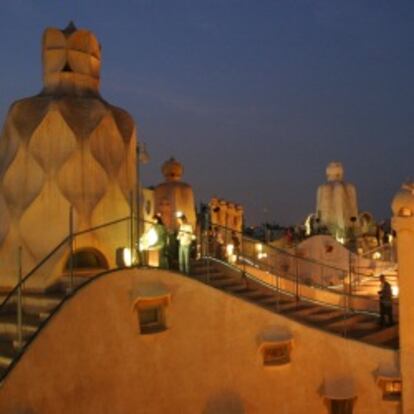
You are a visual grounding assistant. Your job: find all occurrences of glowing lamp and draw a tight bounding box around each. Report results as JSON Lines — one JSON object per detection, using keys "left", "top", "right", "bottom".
{"left": 123, "top": 248, "right": 133, "bottom": 267}
{"left": 226, "top": 243, "right": 237, "bottom": 264}
{"left": 392, "top": 285, "right": 399, "bottom": 297}
{"left": 116, "top": 247, "right": 136, "bottom": 267}
{"left": 139, "top": 227, "right": 159, "bottom": 251}
{"left": 226, "top": 244, "right": 234, "bottom": 256}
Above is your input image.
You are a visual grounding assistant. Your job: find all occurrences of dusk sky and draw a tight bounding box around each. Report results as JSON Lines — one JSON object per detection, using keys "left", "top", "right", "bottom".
{"left": 0, "top": 1, "right": 413, "bottom": 225}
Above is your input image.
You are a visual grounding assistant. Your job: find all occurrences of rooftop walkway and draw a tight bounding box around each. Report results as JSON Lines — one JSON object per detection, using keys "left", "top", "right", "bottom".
{"left": 191, "top": 259, "right": 399, "bottom": 350}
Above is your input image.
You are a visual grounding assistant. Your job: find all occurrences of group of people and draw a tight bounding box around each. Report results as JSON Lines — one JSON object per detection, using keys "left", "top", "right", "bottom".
{"left": 204, "top": 227, "right": 241, "bottom": 262}
{"left": 139, "top": 213, "right": 195, "bottom": 274}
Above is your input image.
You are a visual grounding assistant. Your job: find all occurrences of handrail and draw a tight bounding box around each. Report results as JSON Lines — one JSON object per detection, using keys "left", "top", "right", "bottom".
{"left": 206, "top": 255, "right": 380, "bottom": 307}
{"left": 0, "top": 214, "right": 135, "bottom": 310}
{"left": 243, "top": 234, "right": 351, "bottom": 274}
{"left": 73, "top": 216, "right": 131, "bottom": 237}
{"left": 208, "top": 222, "right": 367, "bottom": 277}
{"left": 202, "top": 222, "right": 390, "bottom": 314}
{"left": 359, "top": 242, "right": 394, "bottom": 259}
{"left": 0, "top": 237, "right": 70, "bottom": 309}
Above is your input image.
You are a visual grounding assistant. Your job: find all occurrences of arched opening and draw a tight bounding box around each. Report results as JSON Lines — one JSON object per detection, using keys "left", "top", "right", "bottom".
{"left": 65, "top": 248, "right": 109, "bottom": 271}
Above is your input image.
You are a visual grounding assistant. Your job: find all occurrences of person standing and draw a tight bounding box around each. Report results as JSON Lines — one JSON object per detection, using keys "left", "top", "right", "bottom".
{"left": 177, "top": 214, "right": 194, "bottom": 274}
{"left": 231, "top": 231, "right": 241, "bottom": 261}
{"left": 151, "top": 215, "right": 169, "bottom": 269}
{"left": 139, "top": 215, "right": 169, "bottom": 268}
{"left": 378, "top": 274, "right": 394, "bottom": 327}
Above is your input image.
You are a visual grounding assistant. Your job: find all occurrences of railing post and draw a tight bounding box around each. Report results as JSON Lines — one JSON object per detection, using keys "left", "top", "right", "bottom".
{"left": 348, "top": 248, "right": 353, "bottom": 312}
{"left": 68, "top": 205, "right": 74, "bottom": 293}
{"left": 129, "top": 190, "right": 134, "bottom": 266}
{"left": 295, "top": 258, "right": 299, "bottom": 301}
{"left": 205, "top": 223, "right": 210, "bottom": 284}
{"left": 240, "top": 232, "right": 247, "bottom": 289}
{"left": 320, "top": 263, "right": 324, "bottom": 288}
{"left": 16, "top": 246, "right": 23, "bottom": 350}
{"left": 275, "top": 254, "right": 280, "bottom": 312}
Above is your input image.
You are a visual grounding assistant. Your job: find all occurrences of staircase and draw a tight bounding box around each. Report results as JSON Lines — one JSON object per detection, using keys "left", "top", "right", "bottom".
{"left": 191, "top": 259, "right": 399, "bottom": 350}
{"left": 0, "top": 273, "right": 92, "bottom": 380}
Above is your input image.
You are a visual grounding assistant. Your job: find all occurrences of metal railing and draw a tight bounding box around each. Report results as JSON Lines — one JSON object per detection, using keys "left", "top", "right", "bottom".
{"left": 0, "top": 211, "right": 145, "bottom": 365}
{"left": 199, "top": 224, "right": 391, "bottom": 316}
{"left": 0, "top": 215, "right": 398, "bottom": 376}
{"left": 359, "top": 242, "right": 397, "bottom": 263}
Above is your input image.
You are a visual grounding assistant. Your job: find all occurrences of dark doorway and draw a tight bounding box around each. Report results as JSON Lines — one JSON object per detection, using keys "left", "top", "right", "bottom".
{"left": 65, "top": 248, "right": 108, "bottom": 271}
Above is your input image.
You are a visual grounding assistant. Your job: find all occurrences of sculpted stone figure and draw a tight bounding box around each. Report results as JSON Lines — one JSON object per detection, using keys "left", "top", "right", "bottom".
{"left": 316, "top": 162, "right": 358, "bottom": 240}
{"left": 0, "top": 23, "right": 137, "bottom": 287}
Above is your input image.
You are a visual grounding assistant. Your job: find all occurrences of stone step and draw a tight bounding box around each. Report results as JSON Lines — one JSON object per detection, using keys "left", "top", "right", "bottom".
{"left": 239, "top": 291, "right": 273, "bottom": 301}
{"left": 277, "top": 301, "right": 307, "bottom": 312}
{"left": 289, "top": 305, "right": 326, "bottom": 317}
{"left": 256, "top": 296, "right": 279, "bottom": 306}
{"left": 381, "top": 336, "right": 399, "bottom": 349}
{"left": 0, "top": 354, "right": 13, "bottom": 369}
{"left": 305, "top": 309, "right": 349, "bottom": 322}
{"left": 327, "top": 314, "right": 371, "bottom": 330}
{"left": 46, "top": 276, "right": 86, "bottom": 294}
{"left": 21, "top": 294, "right": 62, "bottom": 314}
{"left": 12, "top": 339, "right": 27, "bottom": 350}
{"left": 225, "top": 284, "right": 249, "bottom": 294}
{"left": 349, "top": 321, "right": 379, "bottom": 331}
{"left": 210, "top": 278, "right": 242, "bottom": 289}
{"left": 0, "top": 314, "right": 41, "bottom": 339}
{"left": 360, "top": 325, "right": 399, "bottom": 346}
{"left": 0, "top": 340, "right": 18, "bottom": 368}
{"left": 208, "top": 273, "right": 234, "bottom": 281}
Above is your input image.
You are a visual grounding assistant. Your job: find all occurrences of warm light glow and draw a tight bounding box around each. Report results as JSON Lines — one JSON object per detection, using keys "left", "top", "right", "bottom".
{"left": 335, "top": 235, "right": 345, "bottom": 244}
{"left": 147, "top": 227, "right": 158, "bottom": 246}
{"left": 399, "top": 207, "right": 412, "bottom": 217}
{"left": 226, "top": 243, "right": 234, "bottom": 256}
{"left": 226, "top": 244, "right": 237, "bottom": 264}
{"left": 139, "top": 227, "right": 159, "bottom": 251}
{"left": 175, "top": 211, "right": 184, "bottom": 218}
{"left": 304, "top": 215, "right": 312, "bottom": 236}
{"left": 392, "top": 285, "right": 399, "bottom": 297}
{"left": 372, "top": 252, "right": 382, "bottom": 260}
{"left": 255, "top": 243, "right": 263, "bottom": 253}
{"left": 123, "top": 248, "right": 133, "bottom": 267}
{"left": 258, "top": 252, "right": 268, "bottom": 260}
{"left": 385, "top": 380, "right": 402, "bottom": 393}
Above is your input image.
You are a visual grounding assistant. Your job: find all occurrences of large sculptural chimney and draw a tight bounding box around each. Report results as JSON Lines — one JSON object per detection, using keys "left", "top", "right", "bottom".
{"left": 0, "top": 23, "right": 137, "bottom": 288}
{"left": 392, "top": 183, "right": 414, "bottom": 414}
{"left": 316, "top": 161, "right": 358, "bottom": 240}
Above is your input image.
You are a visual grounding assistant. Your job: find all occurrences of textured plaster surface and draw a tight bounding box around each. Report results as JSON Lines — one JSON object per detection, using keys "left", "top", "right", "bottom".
{"left": 0, "top": 268, "right": 399, "bottom": 414}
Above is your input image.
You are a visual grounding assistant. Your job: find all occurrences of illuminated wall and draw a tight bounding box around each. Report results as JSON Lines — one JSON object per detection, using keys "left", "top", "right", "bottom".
{"left": 0, "top": 268, "right": 398, "bottom": 413}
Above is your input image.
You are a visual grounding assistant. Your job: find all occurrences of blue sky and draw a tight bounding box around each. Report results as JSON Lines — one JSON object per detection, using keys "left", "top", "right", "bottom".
{"left": 0, "top": 0, "right": 413, "bottom": 225}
